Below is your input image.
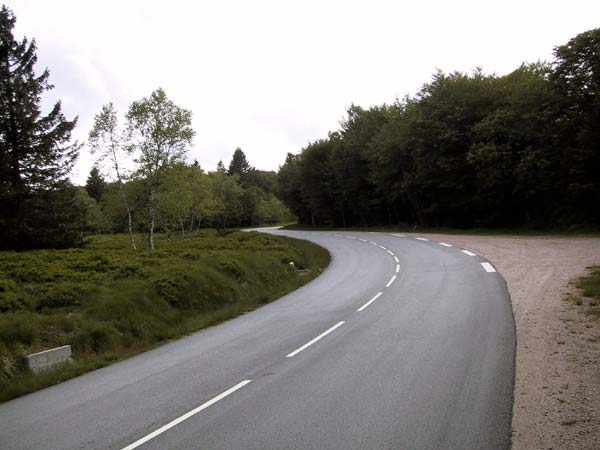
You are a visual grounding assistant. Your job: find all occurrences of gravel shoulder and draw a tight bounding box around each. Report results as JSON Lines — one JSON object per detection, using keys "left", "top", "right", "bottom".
{"left": 405, "top": 233, "right": 600, "bottom": 450}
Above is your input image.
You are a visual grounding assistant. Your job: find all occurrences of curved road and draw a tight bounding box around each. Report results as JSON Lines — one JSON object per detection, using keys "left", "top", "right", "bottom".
{"left": 0, "top": 230, "right": 515, "bottom": 450}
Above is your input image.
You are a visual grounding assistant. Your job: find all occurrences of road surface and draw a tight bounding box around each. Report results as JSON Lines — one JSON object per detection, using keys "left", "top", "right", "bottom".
{"left": 0, "top": 230, "right": 515, "bottom": 450}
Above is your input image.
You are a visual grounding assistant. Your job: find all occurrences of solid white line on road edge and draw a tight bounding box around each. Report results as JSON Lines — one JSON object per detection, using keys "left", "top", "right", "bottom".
{"left": 387, "top": 249, "right": 394, "bottom": 256}
{"left": 392, "top": 234, "right": 405, "bottom": 237}
{"left": 120, "top": 380, "right": 252, "bottom": 450}
{"left": 481, "top": 262, "right": 497, "bottom": 273}
{"left": 394, "top": 256, "right": 399, "bottom": 263}
{"left": 357, "top": 292, "right": 383, "bottom": 312}
{"left": 286, "top": 321, "right": 346, "bottom": 358}
{"left": 439, "top": 242, "right": 452, "bottom": 247}
{"left": 359, "top": 238, "right": 367, "bottom": 242}
{"left": 396, "top": 264, "right": 400, "bottom": 273}
{"left": 385, "top": 275, "right": 397, "bottom": 288}
{"left": 462, "top": 250, "right": 477, "bottom": 256}
{"left": 416, "top": 237, "right": 429, "bottom": 241}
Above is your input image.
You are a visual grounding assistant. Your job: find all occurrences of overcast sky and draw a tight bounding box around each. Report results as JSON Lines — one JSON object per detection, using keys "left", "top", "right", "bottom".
{"left": 5, "top": 0, "right": 600, "bottom": 184}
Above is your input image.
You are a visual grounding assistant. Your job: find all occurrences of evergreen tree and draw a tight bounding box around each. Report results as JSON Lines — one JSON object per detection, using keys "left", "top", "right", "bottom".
{"left": 0, "top": 6, "right": 81, "bottom": 248}
{"left": 85, "top": 167, "right": 106, "bottom": 202}
{"left": 227, "top": 147, "right": 254, "bottom": 179}
{"left": 216, "top": 159, "right": 226, "bottom": 172}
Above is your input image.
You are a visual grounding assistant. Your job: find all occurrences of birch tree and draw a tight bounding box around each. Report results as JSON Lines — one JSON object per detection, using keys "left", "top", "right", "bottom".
{"left": 125, "top": 88, "right": 194, "bottom": 250}
{"left": 88, "top": 103, "right": 137, "bottom": 250}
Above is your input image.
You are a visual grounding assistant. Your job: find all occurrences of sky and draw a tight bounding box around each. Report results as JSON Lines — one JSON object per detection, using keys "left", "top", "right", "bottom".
{"left": 4, "top": 0, "right": 600, "bottom": 184}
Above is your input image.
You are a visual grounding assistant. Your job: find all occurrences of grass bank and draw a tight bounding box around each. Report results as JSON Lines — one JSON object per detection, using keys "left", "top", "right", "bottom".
{"left": 567, "top": 265, "right": 600, "bottom": 319}
{"left": 0, "top": 230, "right": 329, "bottom": 402}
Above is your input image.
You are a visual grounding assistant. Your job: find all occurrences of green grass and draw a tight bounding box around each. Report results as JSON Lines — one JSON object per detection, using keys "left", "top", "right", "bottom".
{"left": 0, "top": 230, "right": 330, "bottom": 402}
{"left": 566, "top": 265, "right": 600, "bottom": 318}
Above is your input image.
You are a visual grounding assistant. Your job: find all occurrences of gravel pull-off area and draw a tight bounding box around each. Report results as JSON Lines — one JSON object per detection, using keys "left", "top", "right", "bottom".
{"left": 406, "top": 233, "right": 600, "bottom": 450}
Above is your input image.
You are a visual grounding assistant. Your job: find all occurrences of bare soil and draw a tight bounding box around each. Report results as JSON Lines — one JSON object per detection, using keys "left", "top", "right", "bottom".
{"left": 406, "top": 233, "right": 600, "bottom": 450}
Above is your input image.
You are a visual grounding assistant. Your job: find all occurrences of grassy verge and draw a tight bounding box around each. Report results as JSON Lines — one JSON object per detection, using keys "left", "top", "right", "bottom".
{"left": 566, "top": 265, "right": 600, "bottom": 319}
{"left": 282, "top": 223, "right": 600, "bottom": 237}
{"left": 0, "top": 230, "right": 330, "bottom": 403}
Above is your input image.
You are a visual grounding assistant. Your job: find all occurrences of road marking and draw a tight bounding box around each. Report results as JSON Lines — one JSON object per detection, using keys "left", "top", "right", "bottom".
{"left": 395, "top": 264, "right": 400, "bottom": 273}
{"left": 334, "top": 234, "right": 343, "bottom": 237}
{"left": 357, "top": 292, "right": 383, "bottom": 312}
{"left": 385, "top": 275, "right": 397, "bottom": 287}
{"left": 481, "top": 262, "right": 496, "bottom": 273}
{"left": 378, "top": 245, "right": 387, "bottom": 250}
{"left": 392, "top": 234, "right": 405, "bottom": 237}
{"left": 286, "top": 321, "right": 346, "bottom": 358}
{"left": 369, "top": 241, "right": 378, "bottom": 245}
{"left": 387, "top": 250, "right": 394, "bottom": 256}
{"left": 120, "top": 380, "right": 252, "bottom": 450}
{"left": 462, "top": 250, "right": 477, "bottom": 256}
{"left": 394, "top": 256, "right": 399, "bottom": 263}
{"left": 439, "top": 242, "right": 452, "bottom": 247}
{"left": 359, "top": 238, "right": 367, "bottom": 242}
{"left": 347, "top": 236, "right": 357, "bottom": 240}
{"left": 416, "top": 237, "right": 429, "bottom": 241}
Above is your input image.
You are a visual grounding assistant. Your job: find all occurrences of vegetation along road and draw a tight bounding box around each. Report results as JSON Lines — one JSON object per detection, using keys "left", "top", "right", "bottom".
{"left": 0, "top": 229, "right": 514, "bottom": 450}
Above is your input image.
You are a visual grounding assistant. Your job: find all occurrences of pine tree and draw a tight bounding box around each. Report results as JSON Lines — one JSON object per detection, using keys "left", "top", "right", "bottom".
{"left": 227, "top": 147, "right": 253, "bottom": 178}
{"left": 85, "top": 167, "right": 106, "bottom": 202}
{"left": 0, "top": 6, "right": 81, "bottom": 248}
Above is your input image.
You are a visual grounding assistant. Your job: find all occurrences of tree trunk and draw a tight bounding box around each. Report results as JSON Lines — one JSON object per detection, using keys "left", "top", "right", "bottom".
{"left": 118, "top": 182, "right": 137, "bottom": 250}
{"left": 147, "top": 187, "right": 155, "bottom": 250}
{"left": 181, "top": 221, "right": 185, "bottom": 240}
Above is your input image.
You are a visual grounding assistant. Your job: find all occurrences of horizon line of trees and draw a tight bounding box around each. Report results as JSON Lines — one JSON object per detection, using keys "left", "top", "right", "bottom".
{"left": 278, "top": 28, "right": 600, "bottom": 229}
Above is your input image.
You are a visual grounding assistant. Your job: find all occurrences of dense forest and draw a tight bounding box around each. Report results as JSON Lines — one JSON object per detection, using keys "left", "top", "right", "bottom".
{"left": 0, "top": 6, "right": 291, "bottom": 251}
{"left": 279, "top": 28, "right": 600, "bottom": 229}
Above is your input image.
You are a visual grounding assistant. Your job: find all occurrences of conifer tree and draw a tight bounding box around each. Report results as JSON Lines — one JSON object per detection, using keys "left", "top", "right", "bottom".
{"left": 0, "top": 6, "right": 81, "bottom": 248}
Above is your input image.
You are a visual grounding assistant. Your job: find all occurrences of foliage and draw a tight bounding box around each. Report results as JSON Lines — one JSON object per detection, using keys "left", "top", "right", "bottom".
{"left": 279, "top": 28, "right": 600, "bottom": 229}
{"left": 0, "top": 231, "right": 330, "bottom": 401}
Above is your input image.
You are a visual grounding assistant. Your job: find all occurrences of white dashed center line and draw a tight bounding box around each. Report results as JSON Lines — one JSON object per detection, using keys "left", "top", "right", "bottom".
{"left": 462, "top": 250, "right": 477, "bottom": 256}
{"left": 120, "top": 380, "right": 252, "bottom": 450}
{"left": 439, "top": 242, "right": 452, "bottom": 247}
{"left": 394, "top": 256, "right": 399, "bottom": 263}
{"left": 357, "top": 292, "right": 383, "bottom": 312}
{"left": 395, "top": 264, "right": 400, "bottom": 273}
{"left": 385, "top": 275, "right": 397, "bottom": 288}
{"left": 416, "top": 237, "right": 429, "bottom": 241}
{"left": 286, "top": 321, "right": 346, "bottom": 358}
{"left": 387, "top": 250, "right": 394, "bottom": 256}
{"left": 392, "top": 234, "right": 405, "bottom": 237}
{"left": 481, "top": 262, "right": 496, "bottom": 273}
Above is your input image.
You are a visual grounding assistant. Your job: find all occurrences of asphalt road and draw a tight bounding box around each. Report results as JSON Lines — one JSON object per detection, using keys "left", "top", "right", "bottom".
{"left": 0, "top": 230, "right": 515, "bottom": 450}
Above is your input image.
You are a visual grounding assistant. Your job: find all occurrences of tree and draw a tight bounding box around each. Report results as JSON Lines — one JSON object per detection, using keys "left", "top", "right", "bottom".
{"left": 0, "top": 6, "right": 81, "bottom": 248}
{"left": 125, "top": 88, "right": 195, "bottom": 249}
{"left": 551, "top": 28, "right": 600, "bottom": 222}
{"left": 227, "top": 147, "right": 254, "bottom": 185}
{"left": 85, "top": 167, "right": 106, "bottom": 202}
{"left": 89, "top": 103, "right": 137, "bottom": 249}
{"left": 207, "top": 170, "right": 243, "bottom": 234}
{"left": 216, "top": 159, "right": 226, "bottom": 172}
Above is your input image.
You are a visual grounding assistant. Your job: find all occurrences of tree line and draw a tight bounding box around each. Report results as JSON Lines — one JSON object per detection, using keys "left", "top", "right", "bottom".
{"left": 279, "top": 28, "right": 600, "bottom": 229}
{"left": 0, "top": 6, "right": 291, "bottom": 250}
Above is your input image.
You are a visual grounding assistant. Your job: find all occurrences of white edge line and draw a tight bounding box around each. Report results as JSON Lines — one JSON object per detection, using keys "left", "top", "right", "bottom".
{"left": 286, "top": 321, "right": 345, "bottom": 358}
{"left": 385, "top": 275, "right": 397, "bottom": 288}
{"left": 416, "top": 237, "right": 429, "bottom": 241}
{"left": 357, "top": 292, "right": 383, "bottom": 312}
{"left": 394, "top": 256, "right": 399, "bottom": 263}
{"left": 395, "top": 264, "right": 400, "bottom": 273}
{"left": 120, "top": 380, "right": 252, "bottom": 450}
{"left": 481, "top": 262, "right": 497, "bottom": 273}
{"left": 462, "top": 250, "right": 477, "bottom": 256}
{"left": 439, "top": 242, "right": 452, "bottom": 247}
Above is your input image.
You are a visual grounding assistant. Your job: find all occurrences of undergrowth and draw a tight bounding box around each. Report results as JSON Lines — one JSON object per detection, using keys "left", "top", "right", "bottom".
{"left": 0, "top": 230, "right": 329, "bottom": 402}
{"left": 566, "top": 265, "right": 600, "bottom": 319}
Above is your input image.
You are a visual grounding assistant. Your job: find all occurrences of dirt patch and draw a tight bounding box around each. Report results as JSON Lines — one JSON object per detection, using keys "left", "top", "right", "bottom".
{"left": 405, "top": 233, "right": 600, "bottom": 450}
